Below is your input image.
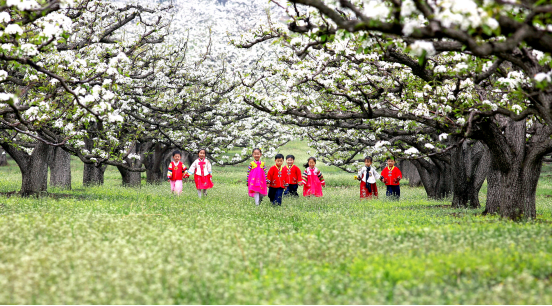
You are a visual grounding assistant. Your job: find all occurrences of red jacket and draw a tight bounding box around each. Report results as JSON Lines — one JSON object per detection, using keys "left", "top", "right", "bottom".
{"left": 284, "top": 165, "right": 302, "bottom": 185}
{"left": 168, "top": 161, "right": 189, "bottom": 180}
{"left": 267, "top": 165, "right": 288, "bottom": 188}
{"left": 380, "top": 166, "right": 402, "bottom": 185}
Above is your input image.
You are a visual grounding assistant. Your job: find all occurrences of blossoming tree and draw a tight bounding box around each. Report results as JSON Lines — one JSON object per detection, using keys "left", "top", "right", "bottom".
{"left": 231, "top": 0, "right": 552, "bottom": 219}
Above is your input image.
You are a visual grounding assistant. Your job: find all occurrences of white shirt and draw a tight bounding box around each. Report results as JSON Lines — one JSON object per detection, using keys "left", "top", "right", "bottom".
{"left": 358, "top": 166, "right": 380, "bottom": 184}
{"left": 188, "top": 158, "right": 212, "bottom": 176}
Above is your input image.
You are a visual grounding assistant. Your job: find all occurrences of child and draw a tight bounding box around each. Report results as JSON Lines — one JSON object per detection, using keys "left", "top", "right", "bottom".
{"left": 356, "top": 156, "right": 379, "bottom": 199}
{"left": 380, "top": 156, "right": 402, "bottom": 199}
{"left": 302, "top": 157, "right": 325, "bottom": 197}
{"left": 167, "top": 150, "right": 189, "bottom": 195}
{"left": 188, "top": 149, "right": 213, "bottom": 198}
{"left": 267, "top": 153, "right": 288, "bottom": 206}
{"left": 247, "top": 148, "right": 268, "bottom": 205}
{"left": 283, "top": 154, "right": 302, "bottom": 197}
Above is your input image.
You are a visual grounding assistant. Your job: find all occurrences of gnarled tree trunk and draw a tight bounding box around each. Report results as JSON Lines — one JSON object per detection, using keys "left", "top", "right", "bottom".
{"left": 83, "top": 164, "right": 107, "bottom": 186}
{"left": 117, "top": 165, "right": 142, "bottom": 187}
{"left": 410, "top": 157, "right": 452, "bottom": 200}
{"left": 476, "top": 116, "right": 547, "bottom": 220}
{"left": 1, "top": 141, "right": 50, "bottom": 196}
{"left": 399, "top": 160, "right": 422, "bottom": 187}
{"left": 145, "top": 143, "right": 172, "bottom": 184}
{"left": 116, "top": 141, "right": 153, "bottom": 187}
{"left": 451, "top": 140, "right": 490, "bottom": 208}
{"left": 48, "top": 147, "right": 71, "bottom": 189}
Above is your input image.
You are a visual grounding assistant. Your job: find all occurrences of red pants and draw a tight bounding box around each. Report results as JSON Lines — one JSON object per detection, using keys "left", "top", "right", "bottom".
{"left": 360, "top": 182, "right": 378, "bottom": 199}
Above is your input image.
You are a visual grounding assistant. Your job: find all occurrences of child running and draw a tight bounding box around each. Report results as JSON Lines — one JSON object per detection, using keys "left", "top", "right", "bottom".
{"left": 167, "top": 150, "right": 189, "bottom": 195}
{"left": 267, "top": 153, "right": 288, "bottom": 206}
{"left": 356, "top": 156, "right": 379, "bottom": 199}
{"left": 188, "top": 149, "right": 213, "bottom": 198}
{"left": 283, "top": 154, "right": 302, "bottom": 197}
{"left": 247, "top": 148, "right": 268, "bottom": 205}
{"left": 302, "top": 157, "right": 325, "bottom": 197}
{"left": 380, "top": 156, "right": 402, "bottom": 199}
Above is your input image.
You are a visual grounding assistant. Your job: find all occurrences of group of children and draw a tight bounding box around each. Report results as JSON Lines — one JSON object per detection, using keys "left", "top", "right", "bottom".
{"left": 167, "top": 149, "right": 213, "bottom": 197}
{"left": 166, "top": 148, "right": 404, "bottom": 204}
{"left": 246, "top": 148, "right": 326, "bottom": 206}
{"left": 355, "top": 155, "right": 403, "bottom": 200}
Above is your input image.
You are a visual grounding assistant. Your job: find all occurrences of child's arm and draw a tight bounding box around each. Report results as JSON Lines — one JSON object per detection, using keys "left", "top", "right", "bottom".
{"left": 318, "top": 171, "right": 326, "bottom": 187}
{"left": 246, "top": 165, "right": 252, "bottom": 186}
{"left": 266, "top": 167, "right": 273, "bottom": 184}
{"left": 393, "top": 168, "right": 403, "bottom": 184}
{"left": 167, "top": 163, "right": 173, "bottom": 181}
{"left": 183, "top": 165, "right": 190, "bottom": 179}
{"left": 187, "top": 160, "right": 196, "bottom": 175}
{"left": 300, "top": 170, "right": 307, "bottom": 185}
{"left": 373, "top": 168, "right": 380, "bottom": 181}
{"left": 207, "top": 160, "right": 212, "bottom": 175}
{"left": 356, "top": 168, "right": 363, "bottom": 181}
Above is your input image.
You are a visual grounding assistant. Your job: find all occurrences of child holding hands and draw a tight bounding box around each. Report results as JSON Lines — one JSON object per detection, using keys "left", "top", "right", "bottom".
{"left": 283, "top": 154, "right": 302, "bottom": 197}
{"left": 167, "top": 150, "right": 189, "bottom": 195}
{"left": 188, "top": 149, "right": 213, "bottom": 198}
{"left": 302, "top": 157, "right": 325, "bottom": 197}
{"left": 356, "top": 156, "right": 379, "bottom": 199}
{"left": 267, "top": 154, "right": 288, "bottom": 206}
{"left": 247, "top": 148, "right": 268, "bottom": 205}
{"left": 380, "top": 156, "right": 402, "bottom": 199}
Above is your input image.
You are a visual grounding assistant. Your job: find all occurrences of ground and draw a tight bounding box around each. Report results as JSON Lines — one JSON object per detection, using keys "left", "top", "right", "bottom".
{"left": 0, "top": 141, "right": 551, "bottom": 304}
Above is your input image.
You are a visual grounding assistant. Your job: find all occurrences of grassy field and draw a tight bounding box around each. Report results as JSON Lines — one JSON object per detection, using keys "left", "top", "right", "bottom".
{"left": 0, "top": 141, "right": 551, "bottom": 304}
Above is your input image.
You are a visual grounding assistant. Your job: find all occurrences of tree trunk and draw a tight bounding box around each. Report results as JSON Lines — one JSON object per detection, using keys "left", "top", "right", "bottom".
{"left": 83, "top": 164, "right": 107, "bottom": 186}
{"left": 475, "top": 116, "right": 547, "bottom": 220}
{"left": 116, "top": 140, "right": 152, "bottom": 187}
{"left": 1, "top": 141, "right": 50, "bottom": 196}
{"left": 399, "top": 160, "right": 422, "bottom": 187}
{"left": 48, "top": 147, "right": 71, "bottom": 189}
{"left": 451, "top": 140, "right": 490, "bottom": 208}
{"left": 0, "top": 148, "right": 8, "bottom": 166}
{"left": 82, "top": 122, "right": 107, "bottom": 186}
{"left": 145, "top": 143, "right": 172, "bottom": 184}
{"left": 117, "top": 166, "right": 142, "bottom": 187}
{"left": 410, "top": 157, "right": 452, "bottom": 200}
{"left": 483, "top": 167, "right": 502, "bottom": 215}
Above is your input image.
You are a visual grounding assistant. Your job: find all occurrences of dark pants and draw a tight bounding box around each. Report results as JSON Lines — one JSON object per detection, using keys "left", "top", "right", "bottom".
{"left": 268, "top": 187, "right": 285, "bottom": 205}
{"left": 386, "top": 185, "right": 400, "bottom": 199}
{"left": 284, "top": 184, "right": 299, "bottom": 197}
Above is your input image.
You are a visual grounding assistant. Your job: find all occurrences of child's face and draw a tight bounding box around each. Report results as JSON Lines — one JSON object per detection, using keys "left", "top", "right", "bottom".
{"left": 364, "top": 160, "right": 372, "bottom": 167}
{"left": 198, "top": 150, "right": 206, "bottom": 159}
{"left": 275, "top": 158, "right": 284, "bottom": 167}
{"left": 308, "top": 160, "right": 316, "bottom": 168}
{"left": 286, "top": 158, "right": 294, "bottom": 166}
{"left": 173, "top": 154, "right": 181, "bottom": 162}
{"left": 387, "top": 159, "right": 395, "bottom": 167}
{"left": 252, "top": 150, "right": 261, "bottom": 161}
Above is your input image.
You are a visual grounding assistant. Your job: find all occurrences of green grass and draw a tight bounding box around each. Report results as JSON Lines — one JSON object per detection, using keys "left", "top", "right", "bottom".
{"left": 0, "top": 140, "right": 552, "bottom": 304}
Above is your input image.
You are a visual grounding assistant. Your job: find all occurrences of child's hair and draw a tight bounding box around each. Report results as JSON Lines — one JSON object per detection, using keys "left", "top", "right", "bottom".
{"left": 172, "top": 150, "right": 181, "bottom": 157}
{"left": 252, "top": 148, "right": 262, "bottom": 154}
{"left": 198, "top": 148, "right": 207, "bottom": 155}
{"left": 364, "top": 156, "right": 373, "bottom": 162}
{"left": 303, "top": 157, "right": 317, "bottom": 168}
{"left": 275, "top": 153, "right": 284, "bottom": 160}
{"left": 286, "top": 154, "right": 295, "bottom": 160}
{"left": 387, "top": 155, "right": 395, "bottom": 161}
